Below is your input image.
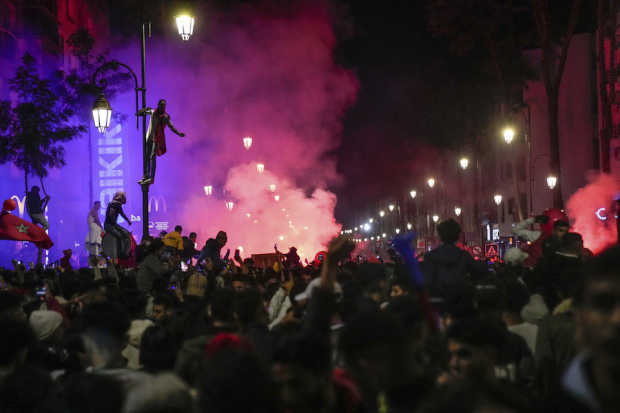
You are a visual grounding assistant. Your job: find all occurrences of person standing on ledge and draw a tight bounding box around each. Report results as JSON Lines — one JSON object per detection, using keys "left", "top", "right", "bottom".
{"left": 136, "top": 99, "right": 186, "bottom": 185}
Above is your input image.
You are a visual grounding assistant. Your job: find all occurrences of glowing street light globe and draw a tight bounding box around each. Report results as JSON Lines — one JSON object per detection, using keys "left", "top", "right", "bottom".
{"left": 503, "top": 128, "right": 514, "bottom": 144}
{"left": 389, "top": 204, "right": 395, "bottom": 212}
{"left": 92, "top": 93, "right": 112, "bottom": 134}
{"left": 428, "top": 178, "right": 435, "bottom": 188}
{"left": 270, "top": 184, "right": 276, "bottom": 192}
{"left": 432, "top": 215, "right": 439, "bottom": 223}
{"left": 547, "top": 175, "right": 557, "bottom": 189}
{"left": 410, "top": 190, "right": 417, "bottom": 199}
{"left": 369, "top": 218, "right": 374, "bottom": 223}
{"left": 455, "top": 206, "right": 462, "bottom": 216}
{"left": 257, "top": 164, "right": 265, "bottom": 173}
{"left": 407, "top": 223, "right": 412, "bottom": 230}
{"left": 494, "top": 194, "right": 502, "bottom": 205}
{"left": 243, "top": 137, "right": 252, "bottom": 150}
{"left": 382, "top": 233, "right": 387, "bottom": 238}
{"left": 204, "top": 185, "right": 212, "bottom": 196}
{"left": 395, "top": 228, "right": 400, "bottom": 234}
{"left": 175, "top": 14, "right": 195, "bottom": 41}
{"left": 379, "top": 211, "right": 385, "bottom": 217}
{"left": 226, "top": 200, "right": 234, "bottom": 211}
{"left": 274, "top": 195, "right": 280, "bottom": 201}
{"left": 460, "top": 158, "right": 469, "bottom": 170}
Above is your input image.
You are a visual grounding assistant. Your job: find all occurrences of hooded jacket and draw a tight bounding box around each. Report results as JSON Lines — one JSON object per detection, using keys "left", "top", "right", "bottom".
{"left": 197, "top": 238, "right": 225, "bottom": 270}
{"left": 421, "top": 244, "right": 487, "bottom": 285}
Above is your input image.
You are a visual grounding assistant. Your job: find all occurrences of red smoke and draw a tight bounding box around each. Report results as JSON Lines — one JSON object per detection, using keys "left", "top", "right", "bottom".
{"left": 566, "top": 173, "right": 620, "bottom": 254}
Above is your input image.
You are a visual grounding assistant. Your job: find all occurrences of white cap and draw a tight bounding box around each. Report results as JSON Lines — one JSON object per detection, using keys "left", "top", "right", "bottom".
{"left": 30, "top": 310, "right": 63, "bottom": 341}
{"left": 505, "top": 248, "right": 529, "bottom": 267}
{"left": 295, "top": 277, "right": 342, "bottom": 302}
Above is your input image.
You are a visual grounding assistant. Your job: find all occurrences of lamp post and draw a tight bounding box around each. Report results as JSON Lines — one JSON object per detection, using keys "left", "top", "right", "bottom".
{"left": 460, "top": 158, "right": 469, "bottom": 170}
{"left": 243, "top": 137, "right": 252, "bottom": 150}
{"left": 92, "top": 57, "right": 147, "bottom": 238}
{"left": 91, "top": 16, "right": 194, "bottom": 240}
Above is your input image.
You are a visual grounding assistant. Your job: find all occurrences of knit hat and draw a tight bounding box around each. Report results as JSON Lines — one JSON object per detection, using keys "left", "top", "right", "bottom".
{"left": 30, "top": 310, "right": 63, "bottom": 341}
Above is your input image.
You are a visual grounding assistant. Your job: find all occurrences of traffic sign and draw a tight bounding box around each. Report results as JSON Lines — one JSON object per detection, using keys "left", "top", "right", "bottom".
{"left": 472, "top": 245, "right": 483, "bottom": 257}
{"left": 485, "top": 243, "right": 499, "bottom": 257}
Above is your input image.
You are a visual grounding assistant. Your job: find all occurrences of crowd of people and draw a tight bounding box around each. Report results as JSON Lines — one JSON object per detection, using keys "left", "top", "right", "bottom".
{"left": 0, "top": 210, "right": 618, "bottom": 413}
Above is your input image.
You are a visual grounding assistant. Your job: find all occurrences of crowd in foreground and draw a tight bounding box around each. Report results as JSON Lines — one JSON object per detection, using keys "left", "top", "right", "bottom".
{"left": 0, "top": 217, "right": 618, "bottom": 413}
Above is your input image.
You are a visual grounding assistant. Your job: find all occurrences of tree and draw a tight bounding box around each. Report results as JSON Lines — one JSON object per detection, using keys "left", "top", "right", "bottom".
{"left": 530, "top": 0, "right": 581, "bottom": 208}
{"left": 0, "top": 53, "right": 86, "bottom": 194}
{"left": 427, "top": 0, "right": 534, "bottom": 221}
{"left": 51, "top": 28, "right": 131, "bottom": 203}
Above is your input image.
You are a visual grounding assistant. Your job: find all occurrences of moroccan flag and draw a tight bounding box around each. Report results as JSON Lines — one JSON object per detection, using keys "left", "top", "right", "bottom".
{"left": 0, "top": 211, "right": 54, "bottom": 249}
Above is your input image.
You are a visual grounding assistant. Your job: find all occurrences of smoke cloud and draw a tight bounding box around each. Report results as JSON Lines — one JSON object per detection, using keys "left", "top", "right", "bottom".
{"left": 110, "top": 0, "right": 358, "bottom": 260}
{"left": 566, "top": 173, "right": 620, "bottom": 254}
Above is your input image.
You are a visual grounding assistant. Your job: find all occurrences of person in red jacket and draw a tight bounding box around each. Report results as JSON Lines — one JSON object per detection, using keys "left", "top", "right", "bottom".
{"left": 511, "top": 208, "right": 569, "bottom": 269}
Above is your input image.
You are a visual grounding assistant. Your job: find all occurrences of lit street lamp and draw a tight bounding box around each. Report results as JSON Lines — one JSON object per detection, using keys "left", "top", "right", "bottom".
{"left": 410, "top": 190, "right": 417, "bottom": 199}
{"left": 204, "top": 185, "right": 212, "bottom": 196}
{"left": 226, "top": 200, "right": 234, "bottom": 211}
{"left": 395, "top": 228, "right": 400, "bottom": 234}
{"left": 380, "top": 211, "right": 385, "bottom": 217}
{"left": 547, "top": 175, "right": 557, "bottom": 189}
{"left": 369, "top": 218, "right": 374, "bottom": 223}
{"left": 175, "top": 14, "right": 195, "bottom": 41}
{"left": 432, "top": 215, "right": 439, "bottom": 223}
{"left": 455, "top": 206, "right": 461, "bottom": 216}
{"left": 270, "top": 184, "right": 276, "bottom": 192}
{"left": 460, "top": 158, "right": 469, "bottom": 170}
{"left": 389, "top": 204, "right": 395, "bottom": 212}
{"left": 407, "top": 223, "right": 412, "bottom": 230}
{"left": 92, "top": 94, "right": 112, "bottom": 133}
{"left": 494, "top": 194, "right": 502, "bottom": 206}
{"left": 503, "top": 128, "right": 514, "bottom": 144}
{"left": 243, "top": 137, "right": 252, "bottom": 150}
{"left": 274, "top": 195, "right": 280, "bottom": 201}
{"left": 428, "top": 178, "right": 435, "bottom": 188}
{"left": 257, "top": 163, "right": 265, "bottom": 173}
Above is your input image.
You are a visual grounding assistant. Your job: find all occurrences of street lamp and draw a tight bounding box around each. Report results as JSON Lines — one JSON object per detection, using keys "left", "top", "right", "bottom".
{"left": 407, "top": 223, "right": 412, "bottom": 230}
{"left": 455, "top": 206, "right": 461, "bottom": 216}
{"left": 389, "top": 204, "right": 395, "bottom": 212}
{"left": 410, "top": 190, "right": 417, "bottom": 199}
{"left": 204, "top": 185, "right": 212, "bottom": 196}
{"left": 175, "top": 14, "right": 195, "bottom": 41}
{"left": 92, "top": 93, "right": 112, "bottom": 133}
{"left": 226, "top": 200, "right": 234, "bottom": 211}
{"left": 243, "top": 137, "right": 252, "bottom": 150}
{"left": 494, "top": 194, "right": 502, "bottom": 206}
{"left": 274, "top": 195, "right": 280, "bottom": 201}
{"left": 270, "top": 184, "right": 276, "bottom": 192}
{"left": 257, "top": 163, "right": 265, "bottom": 173}
{"left": 432, "top": 215, "right": 439, "bottom": 223}
{"left": 547, "top": 175, "right": 557, "bottom": 189}
{"left": 395, "top": 228, "right": 400, "bottom": 234}
{"left": 369, "top": 218, "right": 374, "bottom": 223}
{"left": 379, "top": 211, "right": 385, "bottom": 217}
{"left": 503, "top": 128, "right": 514, "bottom": 144}
{"left": 428, "top": 178, "right": 435, "bottom": 188}
{"left": 460, "top": 158, "right": 469, "bottom": 170}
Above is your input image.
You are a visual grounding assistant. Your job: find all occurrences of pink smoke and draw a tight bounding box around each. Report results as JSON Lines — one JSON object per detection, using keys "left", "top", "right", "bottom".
{"left": 109, "top": 1, "right": 357, "bottom": 258}
{"left": 566, "top": 173, "right": 620, "bottom": 254}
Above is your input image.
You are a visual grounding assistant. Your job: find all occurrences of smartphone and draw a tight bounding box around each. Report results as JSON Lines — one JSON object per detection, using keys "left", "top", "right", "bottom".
{"left": 223, "top": 249, "right": 230, "bottom": 261}
{"left": 36, "top": 286, "right": 47, "bottom": 300}
{"left": 169, "top": 281, "right": 179, "bottom": 291}
{"left": 180, "top": 261, "right": 188, "bottom": 272}
{"left": 234, "top": 249, "right": 240, "bottom": 258}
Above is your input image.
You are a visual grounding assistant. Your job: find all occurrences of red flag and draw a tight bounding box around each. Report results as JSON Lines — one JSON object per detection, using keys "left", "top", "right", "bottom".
{"left": 0, "top": 210, "right": 54, "bottom": 249}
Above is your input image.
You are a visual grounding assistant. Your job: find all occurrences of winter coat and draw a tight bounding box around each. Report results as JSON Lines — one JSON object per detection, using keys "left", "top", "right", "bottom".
{"left": 421, "top": 243, "right": 487, "bottom": 286}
